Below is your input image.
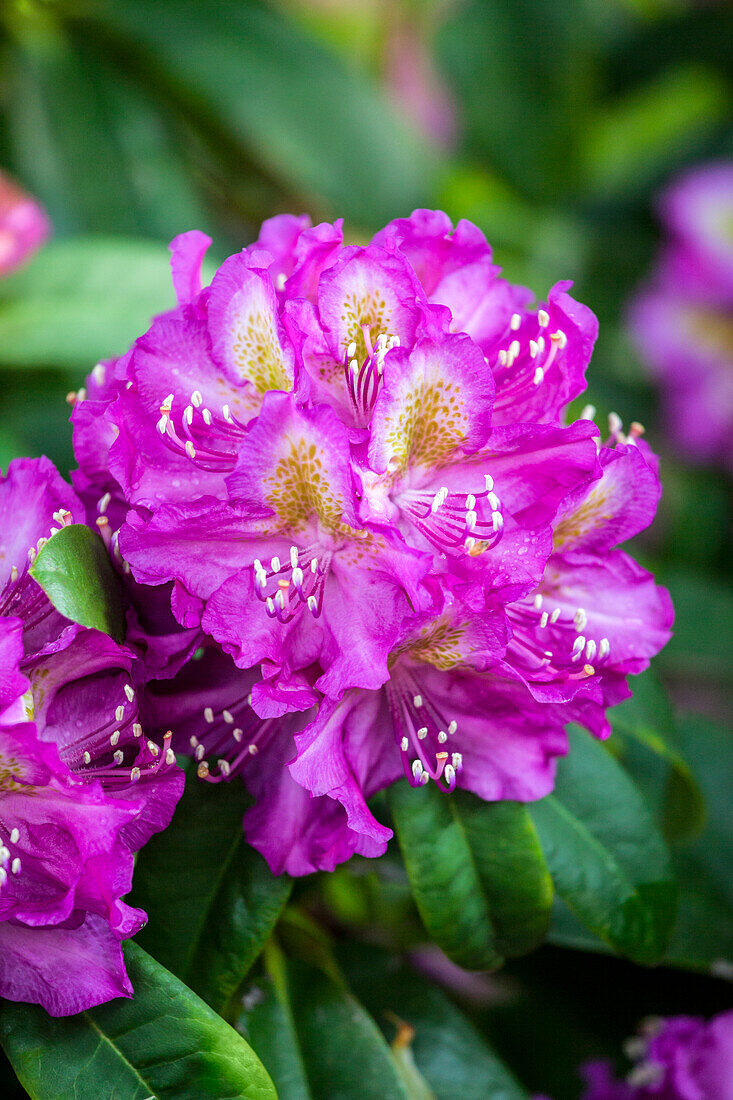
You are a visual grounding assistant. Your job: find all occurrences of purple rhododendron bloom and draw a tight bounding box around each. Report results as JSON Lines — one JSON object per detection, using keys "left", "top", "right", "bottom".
{"left": 0, "top": 169, "right": 49, "bottom": 277}
{"left": 630, "top": 162, "right": 733, "bottom": 471}
{"left": 0, "top": 457, "right": 183, "bottom": 1012}
{"left": 73, "top": 210, "right": 671, "bottom": 875}
{"left": 578, "top": 1010, "right": 733, "bottom": 1100}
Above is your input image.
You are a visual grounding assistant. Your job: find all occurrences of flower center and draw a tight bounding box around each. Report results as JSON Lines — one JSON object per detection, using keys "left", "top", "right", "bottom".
{"left": 387, "top": 670, "right": 463, "bottom": 792}
{"left": 508, "top": 592, "right": 610, "bottom": 682}
{"left": 492, "top": 310, "right": 567, "bottom": 409}
{"left": 156, "top": 390, "right": 248, "bottom": 472}
{"left": 396, "top": 474, "right": 503, "bottom": 556}
{"left": 191, "top": 692, "right": 275, "bottom": 782}
{"left": 343, "top": 326, "right": 399, "bottom": 425}
{"left": 253, "top": 545, "right": 330, "bottom": 623}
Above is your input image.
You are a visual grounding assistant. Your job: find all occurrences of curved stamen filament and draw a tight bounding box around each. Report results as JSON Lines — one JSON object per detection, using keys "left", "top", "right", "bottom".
{"left": 400, "top": 475, "right": 503, "bottom": 556}
{"left": 253, "top": 546, "right": 331, "bottom": 624}
{"left": 387, "top": 673, "right": 462, "bottom": 794}
{"left": 344, "top": 329, "right": 400, "bottom": 425}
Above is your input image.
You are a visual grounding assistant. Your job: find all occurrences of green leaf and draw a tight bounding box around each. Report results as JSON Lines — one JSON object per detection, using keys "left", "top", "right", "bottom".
{"left": 4, "top": 32, "right": 212, "bottom": 239}
{"left": 241, "top": 949, "right": 411, "bottom": 1100}
{"left": 131, "top": 765, "right": 291, "bottom": 1013}
{"left": 0, "top": 238, "right": 179, "bottom": 369}
{"left": 341, "top": 943, "right": 530, "bottom": 1100}
{"left": 611, "top": 670, "right": 706, "bottom": 843}
{"left": 666, "top": 713, "right": 733, "bottom": 972}
{"left": 30, "top": 524, "right": 125, "bottom": 642}
{"left": 0, "top": 942, "right": 276, "bottom": 1100}
{"left": 579, "top": 64, "right": 730, "bottom": 197}
{"left": 530, "top": 725, "right": 676, "bottom": 964}
{"left": 388, "top": 782, "right": 552, "bottom": 970}
{"left": 86, "top": 0, "right": 438, "bottom": 227}
{"left": 656, "top": 570, "right": 733, "bottom": 681}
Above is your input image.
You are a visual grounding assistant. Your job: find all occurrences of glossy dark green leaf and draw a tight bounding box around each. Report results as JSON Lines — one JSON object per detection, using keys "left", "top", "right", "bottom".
{"left": 131, "top": 765, "right": 291, "bottom": 1013}
{"left": 341, "top": 943, "right": 530, "bottom": 1100}
{"left": 0, "top": 942, "right": 276, "bottom": 1100}
{"left": 388, "top": 782, "right": 552, "bottom": 970}
{"left": 30, "top": 523, "right": 125, "bottom": 642}
{"left": 0, "top": 238, "right": 179, "bottom": 369}
{"left": 87, "top": 0, "right": 438, "bottom": 227}
{"left": 241, "top": 950, "right": 410, "bottom": 1100}
{"left": 530, "top": 725, "right": 676, "bottom": 964}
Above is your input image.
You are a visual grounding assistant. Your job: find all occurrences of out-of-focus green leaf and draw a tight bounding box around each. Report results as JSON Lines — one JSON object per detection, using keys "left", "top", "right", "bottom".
{"left": 131, "top": 765, "right": 291, "bottom": 1014}
{"left": 30, "top": 523, "right": 125, "bottom": 642}
{"left": 656, "top": 570, "right": 733, "bottom": 680}
{"left": 241, "top": 948, "right": 411, "bottom": 1100}
{"left": 666, "top": 713, "right": 733, "bottom": 972}
{"left": 0, "top": 238, "right": 177, "bottom": 368}
{"left": 530, "top": 725, "right": 676, "bottom": 964}
{"left": 388, "top": 783, "right": 552, "bottom": 970}
{"left": 580, "top": 64, "right": 730, "bottom": 197}
{"left": 611, "top": 669, "right": 706, "bottom": 843}
{"left": 0, "top": 942, "right": 276, "bottom": 1100}
{"left": 85, "top": 0, "right": 438, "bottom": 228}
{"left": 341, "top": 943, "right": 531, "bottom": 1100}
{"left": 5, "top": 32, "right": 211, "bottom": 238}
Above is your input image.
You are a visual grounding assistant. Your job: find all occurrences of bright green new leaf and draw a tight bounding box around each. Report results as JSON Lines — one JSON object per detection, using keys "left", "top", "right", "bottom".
{"left": 30, "top": 523, "right": 126, "bottom": 642}
{"left": 530, "top": 725, "right": 676, "bottom": 964}
{"left": 0, "top": 942, "right": 276, "bottom": 1100}
{"left": 388, "top": 783, "right": 553, "bottom": 970}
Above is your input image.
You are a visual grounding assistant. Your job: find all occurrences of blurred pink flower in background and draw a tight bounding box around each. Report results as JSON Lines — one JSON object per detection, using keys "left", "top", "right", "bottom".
{"left": 0, "top": 170, "right": 50, "bottom": 277}
{"left": 630, "top": 162, "right": 733, "bottom": 472}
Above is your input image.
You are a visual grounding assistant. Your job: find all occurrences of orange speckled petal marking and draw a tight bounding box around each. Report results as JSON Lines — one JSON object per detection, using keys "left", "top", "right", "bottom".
{"left": 208, "top": 251, "right": 294, "bottom": 394}
{"left": 226, "top": 391, "right": 360, "bottom": 537}
{"left": 369, "top": 334, "right": 493, "bottom": 477}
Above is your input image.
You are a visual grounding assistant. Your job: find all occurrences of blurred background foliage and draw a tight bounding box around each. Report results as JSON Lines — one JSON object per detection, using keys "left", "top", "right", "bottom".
{"left": 0, "top": 1, "right": 731, "bottom": 1097}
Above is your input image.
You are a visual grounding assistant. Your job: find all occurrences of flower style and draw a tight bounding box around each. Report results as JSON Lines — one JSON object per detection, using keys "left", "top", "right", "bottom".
{"left": 0, "top": 458, "right": 183, "bottom": 1011}
{"left": 630, "top": 162, "right": 733, "bottom": 471}
{"left": 72, "top": 209, "right": 670, "bottom": 875}
{"left": 578, "top": 1010, "right": 733, "bottom": 1100}
{"left": 0, "top": 169, "right": 49, "bottom": 277}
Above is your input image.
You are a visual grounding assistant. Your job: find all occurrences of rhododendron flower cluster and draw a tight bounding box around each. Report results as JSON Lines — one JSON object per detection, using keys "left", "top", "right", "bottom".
{"left": 573, "top": 1010, "right": 733, "bottom": 1100}
{"left": 0, "top": 458, "right": 183, "bottom": 1014}
{"left": 0, "top": 169, "right": 49, "bottom": 277}
{"left": 630, "top": 162, "right": 733, "bottom": 472}
{"left": 71, "top": 209, "right": 672, "bottom": 877}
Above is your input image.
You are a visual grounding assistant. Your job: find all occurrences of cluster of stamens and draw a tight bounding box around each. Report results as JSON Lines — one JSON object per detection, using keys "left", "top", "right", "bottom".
{"left": 400, "top": 474, "right": 503, "bottom": 557}
{"left": 191, "top": 694, "right": 273, "bottom": 782}
{"left": 344, "top": 327, "right": 400, "bottom": 423}
{"left": 64, "top": 680, "right": 175, "bottom": 790}
{"left": 509, "top": 592, "right": 611, "bottom": 682}
{"left": 389, "top": 675, "right": 463, "bottom": 793}
{"left": 493, "top": 309, "right": 568, "bottom": 407}
{"left": 156, "top": 391, "right": 247, "bottom": 472}
{"left": 253, "top": 545, "right": 329, "bottom": 623}
{"left": 0, "top": 825, "right": 22, "bottom": 890}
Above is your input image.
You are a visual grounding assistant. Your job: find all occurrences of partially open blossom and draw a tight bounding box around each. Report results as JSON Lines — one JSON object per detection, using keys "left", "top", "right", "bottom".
{"left": 630, "top": 162, "right": 733, "bottom": 471}
{"left": 73, "top": 210, "right": 670, "bottom": 874}
{"left": 0, "top": 457, "right": 183, "bottom": 1012}
{"left": 0, "top": 169, "right": 49, "bottom": 276}
{"left": 577, "top": 1010, "right": 733, "bottom": 1100}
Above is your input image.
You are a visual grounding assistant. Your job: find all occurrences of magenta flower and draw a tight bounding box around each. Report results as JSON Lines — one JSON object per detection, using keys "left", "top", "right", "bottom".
{"left": 0, "top": 616, "right": 145, "bottom": 1015}
{"left": 0, "top": 458, "right": 184, "bottom": 1012}
{"left": 72, "top": 210, "right": 669, "bottom": 875}
{"left": 630, "top": 162, "right": 733, "bottom": 471}
{"left": 0, "top": 169, "right": 49, "bottom": 277}
{"left": 579, "top": 1010, "right": 733, "bottom": 1100}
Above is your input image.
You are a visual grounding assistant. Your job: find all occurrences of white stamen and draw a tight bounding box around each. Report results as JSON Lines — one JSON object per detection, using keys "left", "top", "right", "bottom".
{"left": 191, "top": 390, "right": 203, "bottom": 407}
{"left": 413, "top": 694, "right": 423, "bottom": 708}
{"left": 538, "top": 309, "right": 549, "bottom": 327}
{"left": 204, "top": 707, "right": 214, "bottom": 723}
{"left": 417, "top": 727, "right": 428, "bottom": 739}
{"left": 510, "top": 312, "right": 521, "bottom": 330}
